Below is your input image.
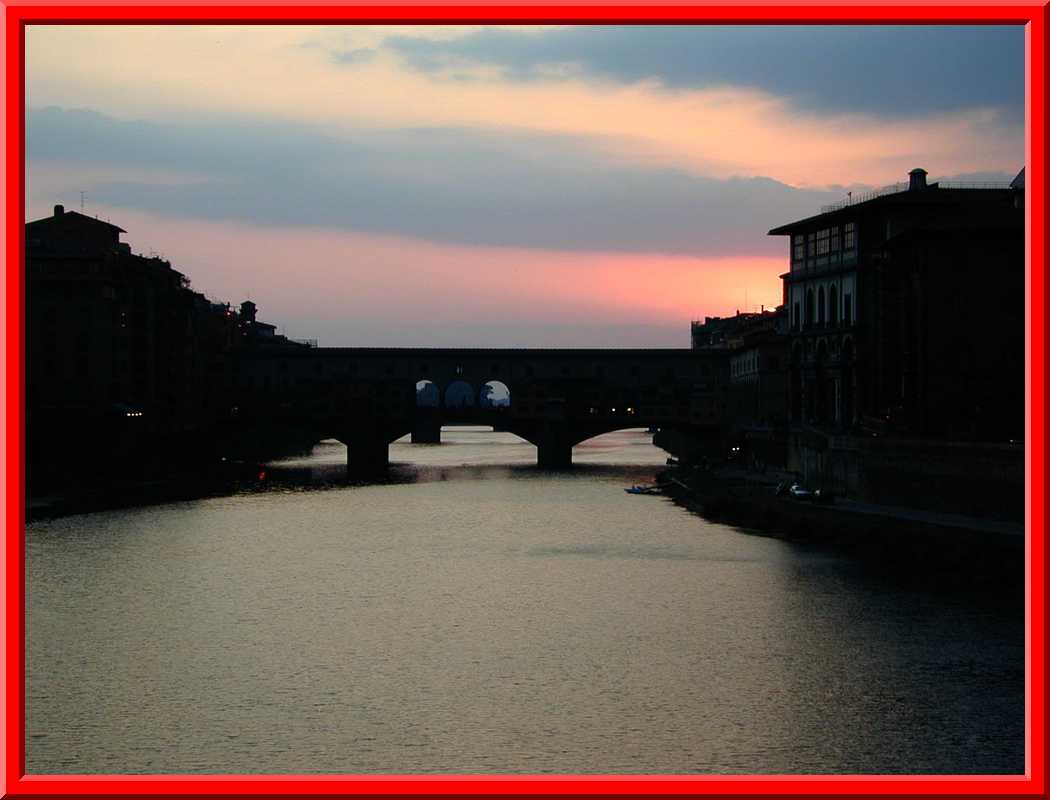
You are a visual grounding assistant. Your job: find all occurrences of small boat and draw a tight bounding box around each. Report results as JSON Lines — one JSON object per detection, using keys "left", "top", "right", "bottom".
{"left": 666, "top": 457, "right": 679, "bottom": 466}
{"left": 625, "top": 484, "right": 662, "bottom": 495}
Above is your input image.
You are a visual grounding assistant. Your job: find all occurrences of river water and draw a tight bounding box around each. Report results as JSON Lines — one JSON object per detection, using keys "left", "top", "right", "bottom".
{"left": 26, "top": 428, "right": 1024, "bottom": 774}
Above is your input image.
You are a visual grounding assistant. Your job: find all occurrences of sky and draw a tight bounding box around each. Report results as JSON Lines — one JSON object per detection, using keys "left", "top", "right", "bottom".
{"left": 24, "top": 25, "right": 1025, "bottom": 347}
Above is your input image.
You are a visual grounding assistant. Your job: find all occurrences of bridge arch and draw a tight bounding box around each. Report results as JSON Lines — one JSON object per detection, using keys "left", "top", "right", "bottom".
{"left": 416, "top": 379, "right": 439, "bottom": 408}
{"left": 479, "top": 380, "right": 511, "bottom": 408}
{"left": 445, "top": 380, "right": 475, "bottom": 409}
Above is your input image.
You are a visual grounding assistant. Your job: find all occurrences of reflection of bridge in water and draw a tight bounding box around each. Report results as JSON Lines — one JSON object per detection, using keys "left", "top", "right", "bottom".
{"left": 234, "top": 347, "right": 727, "bottom": 474}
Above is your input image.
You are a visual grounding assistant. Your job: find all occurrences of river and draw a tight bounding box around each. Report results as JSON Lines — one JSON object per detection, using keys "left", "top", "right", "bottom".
{"left": 26, "top": 428, "right": 1024, "bottom": 774}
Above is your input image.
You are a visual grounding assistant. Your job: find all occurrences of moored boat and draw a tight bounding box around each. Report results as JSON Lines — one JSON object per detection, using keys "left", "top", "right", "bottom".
{"left": 625, "top": 484, "right": 662, "bottom": 495}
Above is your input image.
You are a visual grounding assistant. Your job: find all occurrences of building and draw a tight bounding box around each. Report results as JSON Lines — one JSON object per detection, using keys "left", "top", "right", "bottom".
{"left": 691, "top": 310, "right": 772, "bottom": 350}
{"left": 763, "top": 169, "right": 1024, "bottom": 516}
{"left": 26, "top": 204, "right": 239, "bottom": 486}
{"left": 726, "top": 307, "right": 790, "bottom": 429}
{"left": 769, "top": 168, "right": 1024, "bottom": 441}
{"left": 237, "top": 299, "right": 313, "bottom": 349}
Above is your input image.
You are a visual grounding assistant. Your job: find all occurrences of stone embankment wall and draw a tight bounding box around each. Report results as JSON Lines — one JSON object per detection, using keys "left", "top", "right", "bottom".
{"left": 789, "top": 433, "right": 1023, "bottom": 521}
{"left": 654, "top": 426, "right": 1023, "bottom": 522}
{"left": 659, "top": 469, "right": 1022, "bottom": 601}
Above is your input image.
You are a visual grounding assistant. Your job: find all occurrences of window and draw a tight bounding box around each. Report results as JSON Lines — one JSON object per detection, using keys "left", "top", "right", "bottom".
{"left": 843, "top": 293, "right": 853, "bottom": 326}
{"left": 830, "top": 227, "right": 840, "bottom": 252}
{"left": 816, "top": 229, "right": 830, "bottom": 256}
{"left": 792, "top": 302, "right": 800, "bottom": 331}
{"left": 805, "top": 290, "right": 815, "bottom": 329}
{"left": 818, "top": 286, "right": 826, "bottom": 327}
{"left": 806, "top": 232, "right": 816, "bottom": 258}
{"left": 844, "top": 222, "right": 855, "bottom": 250}
{"left": 793, "top": 235, "right": 804, "bottom": 261}
{"left": 829, "top": 285, "right": 839, "bottom": 326}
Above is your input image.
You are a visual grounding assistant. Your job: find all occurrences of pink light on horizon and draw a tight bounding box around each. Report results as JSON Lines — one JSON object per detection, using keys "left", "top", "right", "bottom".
{"left": 83, "top": 208, "right": 785, "bottom": 346}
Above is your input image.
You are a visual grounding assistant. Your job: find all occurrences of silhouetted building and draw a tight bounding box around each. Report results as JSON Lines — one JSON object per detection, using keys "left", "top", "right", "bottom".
{"left": 769, "top": 168, "right": 1024, "bottom": 441}
{"left": 691, "top": 310, "right": 772, "bottom": 350}
{"left": 26, "top": 204, "right": 238, "bottom": 486}
{"left": 726, "top": 307, "right": 790, "bottom": 429}
{"left": 236, "top": 298, "right": 313, "bottom": 349}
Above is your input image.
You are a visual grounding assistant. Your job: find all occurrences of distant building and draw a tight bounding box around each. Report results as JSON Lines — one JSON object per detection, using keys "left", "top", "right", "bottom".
{"left": 237, "top": 299, "right": 313, "bottom": 349}
{"left": 726, "top": 307, "right": 790, "bottom": 429}
{"left": 768, "top": 168, "right": 1024, "bottom": 441}
{"left": 691, "top": 310, "right": 769, "bottom": 350}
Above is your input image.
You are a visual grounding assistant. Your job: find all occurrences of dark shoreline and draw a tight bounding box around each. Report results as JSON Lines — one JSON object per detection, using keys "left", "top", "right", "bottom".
{"left": 26, "top": 468, "right": 244, "bottom": 523}
{"left": 657, "top": 465, "right": 1024, "bottom": 608}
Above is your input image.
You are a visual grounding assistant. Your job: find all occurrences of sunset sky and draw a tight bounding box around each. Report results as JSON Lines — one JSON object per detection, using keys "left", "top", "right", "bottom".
{"left": 25, "top": 25, "right": 1024, "bottom": 347}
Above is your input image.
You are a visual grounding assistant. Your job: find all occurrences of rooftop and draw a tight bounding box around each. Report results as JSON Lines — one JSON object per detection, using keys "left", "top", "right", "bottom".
{"left": 26, "top": 204, "right": 126, "bottom": 233}
{"left": 817, "top": 180, "right": 1012, "bottom": 216}
{"left": 769, "top": 167, "right": 1021, "bottom": 236}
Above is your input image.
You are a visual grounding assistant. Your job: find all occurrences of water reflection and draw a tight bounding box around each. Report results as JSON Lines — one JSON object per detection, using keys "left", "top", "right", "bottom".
{"left": 26, "top": 428, "right": 1023, "bottom": 774}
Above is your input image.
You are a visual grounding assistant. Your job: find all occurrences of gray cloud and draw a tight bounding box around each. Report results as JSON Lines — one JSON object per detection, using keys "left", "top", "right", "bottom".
{"left": 377, "top": 26, "right": 1024, "bottom": 120}
{"left": 29, "top": 106, "right": 974, "bottom": 258}
{"left": 334, "top": 47, "right": 376, "bottom": 65}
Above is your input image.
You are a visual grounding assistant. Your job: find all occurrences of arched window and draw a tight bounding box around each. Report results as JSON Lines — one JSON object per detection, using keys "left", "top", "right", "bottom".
{"left": 829, "top": 285, "right": 839, "bottom": 326}
{"left": 805, "top": 289, "right": 815, "bottom": 330}
{"left": 792, "top": 301, "right": 801, "bottom": 331}
{"left": 817, "top": 286, "right": 826, "bottom": 328}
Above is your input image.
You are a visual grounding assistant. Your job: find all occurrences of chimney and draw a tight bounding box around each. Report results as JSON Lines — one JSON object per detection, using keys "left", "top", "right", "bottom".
{"left": 908, "top": 168, "right": 928, "bottom": 191}
{"left": 54, "top": 204, "right": 64, "bottom": 216}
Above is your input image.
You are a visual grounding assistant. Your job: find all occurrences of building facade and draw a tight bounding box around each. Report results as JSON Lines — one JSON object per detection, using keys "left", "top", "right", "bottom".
{"left": 26, "top": 205, "right": 251, "bottom": 486}
{"left": 769, "top": 168, "right": 1024, "bottom": 441}
{"left": 726, "top": 307, "right": 790, "bottom": 429}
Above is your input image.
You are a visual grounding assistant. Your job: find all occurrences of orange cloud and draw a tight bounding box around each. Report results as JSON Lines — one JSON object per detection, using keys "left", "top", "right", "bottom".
{"left": 26, "top": 25, "right": 1023, "bottom": 188}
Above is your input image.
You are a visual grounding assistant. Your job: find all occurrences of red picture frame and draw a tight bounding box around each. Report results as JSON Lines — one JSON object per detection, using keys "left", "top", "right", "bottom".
{"left": 2, "top": 5, "right": 1045, "bottom": 796}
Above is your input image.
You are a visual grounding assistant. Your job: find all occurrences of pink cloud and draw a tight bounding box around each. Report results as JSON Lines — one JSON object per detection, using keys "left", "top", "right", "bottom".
{"left": 84, "top": 207, "right": 784, "bottom": 346}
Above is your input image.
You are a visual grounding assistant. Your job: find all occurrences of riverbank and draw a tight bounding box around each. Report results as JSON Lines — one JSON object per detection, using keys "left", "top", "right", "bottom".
{"left": 26, "top": 465, "right": 248, "bottom": 522}
{"left": 658, "top": 463, "right": 1024, "bottom": 599}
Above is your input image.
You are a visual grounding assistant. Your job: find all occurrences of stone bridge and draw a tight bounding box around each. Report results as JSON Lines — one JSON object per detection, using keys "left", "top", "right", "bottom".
{"left": 233, "top": 348, "right": 728, "bottom": 474}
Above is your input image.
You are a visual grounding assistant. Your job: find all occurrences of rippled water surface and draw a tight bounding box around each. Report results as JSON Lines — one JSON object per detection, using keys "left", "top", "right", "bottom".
{"left": 27, "top": 428, "right": 1024, "bottom": 774}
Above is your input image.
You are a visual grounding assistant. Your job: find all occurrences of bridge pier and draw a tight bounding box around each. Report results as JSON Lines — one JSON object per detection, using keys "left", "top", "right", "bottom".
{"left": 411, "top": 418, "right": 441, "bottom": 444}
{"left": 347, "top": 436, "right": 389, "bottom": 477}
{"left": 537, "top": 440, "right": 573, "bottom": 469}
